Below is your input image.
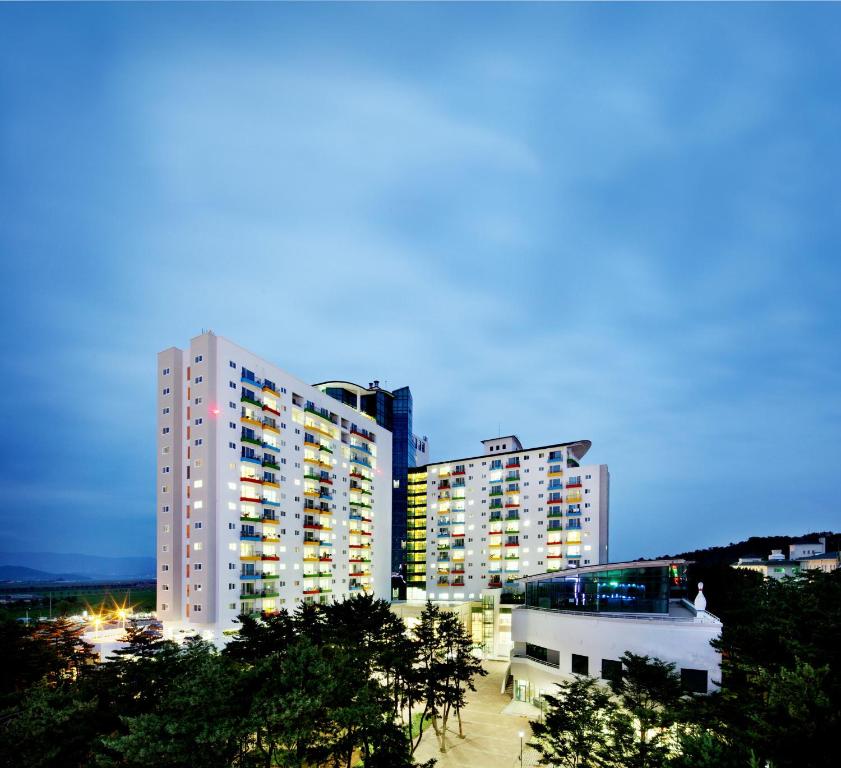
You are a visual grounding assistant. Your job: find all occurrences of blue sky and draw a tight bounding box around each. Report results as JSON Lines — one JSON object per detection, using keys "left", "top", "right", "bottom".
{"left": 1, "top": 3, "right": 839, "bottom": 561}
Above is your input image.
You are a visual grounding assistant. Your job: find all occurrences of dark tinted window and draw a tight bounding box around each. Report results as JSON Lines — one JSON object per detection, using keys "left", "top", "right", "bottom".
{"left": 681, "top": 668, "right": 708, "bottom": 694}
{"left": 601, "top": 659, "right": 622, "bottom": 682}
{"left": 571, "top": 654, "right": 589, "bottom": 675}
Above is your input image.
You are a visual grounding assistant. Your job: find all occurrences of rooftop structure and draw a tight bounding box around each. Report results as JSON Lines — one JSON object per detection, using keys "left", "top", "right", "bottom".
{"left": 508, "top": 560, "right": 722, "bottom": 702}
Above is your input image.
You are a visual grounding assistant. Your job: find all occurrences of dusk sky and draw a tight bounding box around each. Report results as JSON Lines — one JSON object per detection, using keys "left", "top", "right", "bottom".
{"left": 1, "top": 3, "right": 839, "bottom": 562}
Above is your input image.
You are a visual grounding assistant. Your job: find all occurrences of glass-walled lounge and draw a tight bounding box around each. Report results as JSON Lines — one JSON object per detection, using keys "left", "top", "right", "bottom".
{"left": 524, "top": 563, "right": 686, "bottom": 614}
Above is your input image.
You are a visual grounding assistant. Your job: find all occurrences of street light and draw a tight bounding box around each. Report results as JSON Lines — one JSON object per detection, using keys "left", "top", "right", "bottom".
{"left": 519, "top": 730, "right": 525, "bottom": 764}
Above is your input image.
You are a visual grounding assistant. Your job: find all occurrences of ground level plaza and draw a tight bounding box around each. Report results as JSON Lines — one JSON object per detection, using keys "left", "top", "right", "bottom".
{"left": 413, "top": 659, "right": 541, "bottom": 768}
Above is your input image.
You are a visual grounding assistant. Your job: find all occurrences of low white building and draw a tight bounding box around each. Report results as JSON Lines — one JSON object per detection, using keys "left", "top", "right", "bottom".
{"left": 797, "top": 551, "right": 840, "bottom": 573}
{"left": 789, "top": 539, "right": 826, "bottom": 561}
{"left": 733, "top": 557, "right": 800, "bottom": 580}
{"left": 507, "top": 560, "right": 721, "bottom": 703}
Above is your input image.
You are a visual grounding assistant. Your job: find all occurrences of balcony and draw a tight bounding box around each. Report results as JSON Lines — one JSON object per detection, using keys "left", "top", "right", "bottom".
{"left": 304, "top": 405, "right": 334, "bottom": 424}
{"left": 350, "top": 426, "right": 374, "bottom": 442}
{"left": 241, "top": 394, "right": 262, "bottom": 408}
{"left": 262, "top": 459, "right": 280, "bottom": 470}
{"left": 505, "top": 460, "right": 520, "bottom": 469}
{"left": 240, "top": 532, "right": 260, "bottom": 542}
{"left": 240, "top": 513, "right": 261, "bottom": 523}
{"left": 261, "top": 554, "right": 280, "bottom": 561}
{"left": 505, "top": 512, "right": 520, "bottom": 521}
{"left": 241, "top": 434, "right": 262, "bottom": 447}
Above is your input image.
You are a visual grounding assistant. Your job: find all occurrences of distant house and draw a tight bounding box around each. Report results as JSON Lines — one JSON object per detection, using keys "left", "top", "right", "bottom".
{"left": 797, "top": 551, "right": 840, "bottom": 574}
{"left": 789, "top": 537, "right": 826, "bottom": 561}
{"left": 733, "top": 552, "right": 800, "bottom": 581}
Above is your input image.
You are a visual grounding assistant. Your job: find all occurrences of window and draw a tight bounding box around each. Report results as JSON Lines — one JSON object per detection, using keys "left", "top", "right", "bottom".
{"left": 681, "top": 668, "right": 708, "bottom": 694}
{"left": 162, "top": 407, "right": 170, "bottom": 415}
{"left": 230, "top": 382, "right": 236, "bottom": 389}
{"left": 601, "top": 659, "right": 622, "bottom": 683}
{"left": 193, "top": 542, "right": 203, "bottom": 551}
{"left": 195, "top": 397, "right": 203, "bottom": 405}
{"left": 525, "top": 643, "right": 559, "bottom": 667}
{"left": 161, "top": 584, "right": 169, "bottom": 591}
{"left": 229, "top": 442, "right": 236, "bottom": 449}
{"left": 194, "top": 376, "right": 203, "bottom": 384}
{"left": 161, "top": 603, "right": 168, "bottom": 611}
{"left": 162, "top": 367, "right": 170, "bottom": 376}
{"left": 162, "top": 427, "right": 170, "bottom": 435}
{"left": 161, "top": 505, "right": 170, "bottom": 513}
{"left": 162, "top": 466, "right": 170, "bottom": 474}
{"left": 194, "top": 439, "right": 203, "bottom": 446}
{"left": 161, "top": 564, "right": 169, "bottom": 572}
{"left": 194, "top": 418, "right": 203, "bottom": 425}
{"left": 194, "top": 521, "right": 202, "bottom": 530}
{"left": 162, "top": 387, "right": 170, "bottom": 396}
{"left": 230, "top": 361, "right": 236, "bottom": 368}
{"left": 571, "top": 654, "right": 589, "bottom": 675}
{"left": 193, "top": 604, "right": 202, "bottom": 612}
{"left": 194, "top": 563, "right": 203, "bottom": 571}
{"left": 195, "top": 355, "right": 203, "bottom": 363}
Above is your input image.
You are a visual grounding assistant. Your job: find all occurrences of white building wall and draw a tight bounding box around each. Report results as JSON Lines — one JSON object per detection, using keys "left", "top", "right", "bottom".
{"left": 156, "top": 348, "right": 185, "bottom": 623}
{"left": 158, "top": 333, "right": 392, "bottom": 640}
{"left": 510, "top": 606, "right": 721, "bottom": 695}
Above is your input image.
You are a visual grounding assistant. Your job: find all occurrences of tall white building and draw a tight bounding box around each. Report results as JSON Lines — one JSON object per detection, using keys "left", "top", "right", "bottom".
{"left": 406, "top": 435, "right": 609, "bottom": 601}
{"left": 157, "top": 332, "right": 392, "bottom": 639}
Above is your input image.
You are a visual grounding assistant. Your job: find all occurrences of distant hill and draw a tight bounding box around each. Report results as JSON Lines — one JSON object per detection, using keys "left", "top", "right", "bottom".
{"left": 0, "top": 552, "right": 155, "bottom": 580}
{"left": 662, "top": 531, "right": 840, "bottom": 566}
{"left": 0, "top": 565, "right": 90, "bottom": 582}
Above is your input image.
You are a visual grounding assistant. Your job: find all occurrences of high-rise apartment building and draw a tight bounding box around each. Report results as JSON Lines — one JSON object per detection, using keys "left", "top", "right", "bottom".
{"left": 406, "top": 436, "right": 608, "bottom": 601}
{"left": 316, "top": 380, "right": 428, "bottom": 595}
{"left": 157, "top": 333, "right": 393, "bottom": 638}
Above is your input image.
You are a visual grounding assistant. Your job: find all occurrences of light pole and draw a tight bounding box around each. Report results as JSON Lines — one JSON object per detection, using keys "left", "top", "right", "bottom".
{"left": 518, "top": 730, "right": 524, "bottom": 765}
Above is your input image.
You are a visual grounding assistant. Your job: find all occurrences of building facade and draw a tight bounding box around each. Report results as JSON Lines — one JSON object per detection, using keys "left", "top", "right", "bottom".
{"left": 508, "top": 561, "right": 722, "bottom": 702}
{"left": 733, "top": 556, "right": 801, "bottom": 580}
{"left": 406, "top": 435, "right": 609, "bottom": 601}
{"left": 157, "top": 333, "right": 393, "bottom": 639}
{"left": 795, "top": 551, "right": 839, "bottom": 573}
{"left": 315, "top": 380, "right": 428, "bottom": 595}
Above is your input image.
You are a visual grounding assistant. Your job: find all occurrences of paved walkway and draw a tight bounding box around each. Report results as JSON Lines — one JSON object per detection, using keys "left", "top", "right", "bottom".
{"left": 413, "top": 660, "right": 542, "bottom": 768}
